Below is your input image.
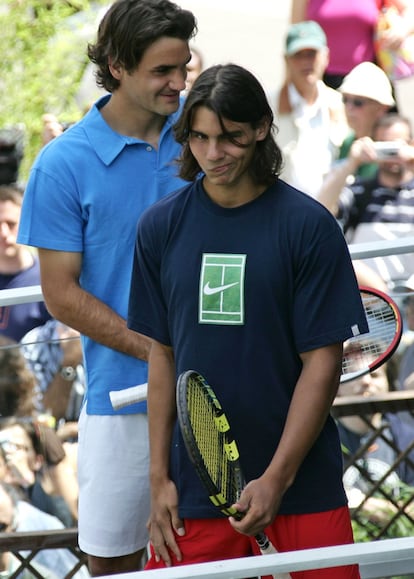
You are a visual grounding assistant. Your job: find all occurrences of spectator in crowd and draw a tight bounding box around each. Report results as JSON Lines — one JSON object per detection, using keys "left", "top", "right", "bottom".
{"left": 318, "top": 62, "right": 395, "bottom": 205}
{"left": 290, "top": 0, "right": 383, "bottom": 89}
{"left": 128, "top": 62, "right": 367, "bottom": 576}
{"left": 41, "top": 114, "right": 64, "bottom": 147}
{"left": 0, "top": 184, "right": 52, "bottom": 341}
{"left": 21, "top": 320, "right": 85, "bottom": 428}
{"left": 275, "top": 20, "right": 348, "bottom": 198}
{"left": 0, "top": 126, "right": 24, "bottom": 187}
{"left": 384, "top": 276, "right": 414, "bottom": 484}
{"left": 397, "top": 284, "right": 414, "bottom": 391}
{"left": 0, "top": 335, "right": 79, "bottom": 524}
{"left": 0, "top": 417, "right": 76, "bottom": 528}
{"left": 17, "top": 0, "right": 197, "bottom": 575}
{"left": 319, "top": 113, "right": 414, "bottom": 289}
{"left": 334, "top": 362, "right": 414, "bottom": 527}
{"left": 185, "top": 46, "right": 203, "bottom": 94}
{"left": 0, "top": 481, "right": 58, "bottom": 578}
{"left": 0, "top": 477, "right": 89, "bottom": 578}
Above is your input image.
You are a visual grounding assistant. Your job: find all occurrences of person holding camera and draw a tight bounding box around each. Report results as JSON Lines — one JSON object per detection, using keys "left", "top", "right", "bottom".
{"left": 317, "top": 62, "right": 395, "bottom": 207}
{"left": 319, "top": 112, "right": 414, "bottom": 288}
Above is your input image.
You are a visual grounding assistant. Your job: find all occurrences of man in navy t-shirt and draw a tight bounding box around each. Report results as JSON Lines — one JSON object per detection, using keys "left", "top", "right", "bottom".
{"left": 128, "top": 64, "right": 368, "bottom": 578}
{"left": 0, "top": 184, "right": 50, "bottom": 341}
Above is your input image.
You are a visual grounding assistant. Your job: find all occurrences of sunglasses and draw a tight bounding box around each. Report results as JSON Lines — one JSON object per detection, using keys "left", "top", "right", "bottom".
{"left": 342, "top": 96, "right": 371, "bottom": 108}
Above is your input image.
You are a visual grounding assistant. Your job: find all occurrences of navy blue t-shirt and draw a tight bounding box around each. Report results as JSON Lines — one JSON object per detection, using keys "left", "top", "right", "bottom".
{"left": 0, "top": 258, "right": 51, "bottom": 341}
{"left": 128, "top": 178, "right": 368, "bottom": 518}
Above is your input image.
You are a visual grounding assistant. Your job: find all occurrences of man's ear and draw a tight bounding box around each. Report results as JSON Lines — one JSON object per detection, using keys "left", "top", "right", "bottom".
{"left": 256, "top": 117, "right": 271, "bottom": 142}
{"left": 32, "top": 453, "right": 44, "bottom": 473}
{"left": 108, "top": 56, "right": 122, "bottom": 81}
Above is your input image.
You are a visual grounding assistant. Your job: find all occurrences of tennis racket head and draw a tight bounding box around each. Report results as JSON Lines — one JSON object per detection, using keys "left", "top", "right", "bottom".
{"left": 176, "top": 370, "right": 245, "bottom": 519}
{"left": 340, "top": 286, "right": 402, "bottom": 383}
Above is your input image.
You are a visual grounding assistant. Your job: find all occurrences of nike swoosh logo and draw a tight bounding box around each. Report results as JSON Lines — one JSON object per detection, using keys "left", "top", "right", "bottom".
{"left": 203, "top": 281, "right": 239, "bottom": 295}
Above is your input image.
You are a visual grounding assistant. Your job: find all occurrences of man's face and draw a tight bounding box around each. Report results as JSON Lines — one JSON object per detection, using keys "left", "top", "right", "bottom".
{"left": 112, "top": 36, "right": 191, "bottom": 118}
{"left": 285, "top": 48, "right": 328, "bottom": 86}
{"left": 342, "top": 94, "right": 387, "bottom": 137}
{"left": 188, "top": 106, "right": 266, "bottom": 200}
{"left": 0, "top": 201, "right": 21, "bottom": 260}
{"left": 374, "top": 121, "right": 412, "bottom": 178}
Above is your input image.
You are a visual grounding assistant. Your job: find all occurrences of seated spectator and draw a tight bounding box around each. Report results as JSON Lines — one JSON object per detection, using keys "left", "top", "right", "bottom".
{"left": 0, "top": 481, "right": 58, "bottom": 578}
{"left": 384, "top": 277, "right": 414, "bottom": 485}
{"left": 274, "top": 20, "right": 348, "bottom": 198}
{"left": 319, "top": 113, "right": 414, "bottom": 289}
{"left": 21, "top": 320, "right": 84, "bottom": 426}
{"left": 0, "top": 477, "right": 89, "bottom": 578}
{"left": 318, "top": 62, "right": 395, "bottom": 204}
{"left": 0, "top": 183, "right": 52, "bottom": 341}
{"left": 0, "top": 336, "right": 79, "bottom": 523}
{"left": 0, "top": 418, "right": 75, "bottom": 528}
{"left": 334, "top": 361, "right": 414, "bottom": 527}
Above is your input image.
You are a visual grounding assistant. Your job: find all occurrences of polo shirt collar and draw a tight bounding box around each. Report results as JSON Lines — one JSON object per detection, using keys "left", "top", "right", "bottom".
{"left": 83, "top": 94, "right": 178, "bottom": 166}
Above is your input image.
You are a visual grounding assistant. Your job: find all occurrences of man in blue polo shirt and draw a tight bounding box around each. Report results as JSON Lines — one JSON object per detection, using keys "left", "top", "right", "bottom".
{"left": 17, "top": 0, "right": 197, "bottom": 575}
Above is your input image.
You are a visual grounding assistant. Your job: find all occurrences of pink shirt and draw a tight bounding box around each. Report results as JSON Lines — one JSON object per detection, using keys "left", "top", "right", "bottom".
{"left": 307, "top": 0, "right": 380, "bottom": 75}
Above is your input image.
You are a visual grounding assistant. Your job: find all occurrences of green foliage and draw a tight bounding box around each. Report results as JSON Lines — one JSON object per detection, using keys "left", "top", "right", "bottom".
{"left": 0, "top": 0, "right": 108, "bottom": 181}
{"left": 351, "top": 481, "right": 414, "bottom": 542}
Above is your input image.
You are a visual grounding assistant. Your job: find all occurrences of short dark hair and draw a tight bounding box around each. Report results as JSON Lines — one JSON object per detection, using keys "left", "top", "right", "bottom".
{"left": 373, "top": 113, "right": 412, "bottom": 139}
{"left": 173, "top": 64, "right": 283, "bottom": 184}
{"left": 88, "top": 0, "right": 197, "bottom": 93}
{"left": 0, "top": 183, "right": 24, "bottom": 206}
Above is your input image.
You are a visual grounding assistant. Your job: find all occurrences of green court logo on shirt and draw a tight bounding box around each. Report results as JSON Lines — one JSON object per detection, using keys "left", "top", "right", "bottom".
{"left": 199, "top": 253, "right": 246, "bottom": 324}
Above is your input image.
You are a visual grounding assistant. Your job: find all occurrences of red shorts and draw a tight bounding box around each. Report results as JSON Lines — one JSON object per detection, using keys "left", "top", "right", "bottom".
{"left": 145, "top": 506, "right": 360, "bottom": 579}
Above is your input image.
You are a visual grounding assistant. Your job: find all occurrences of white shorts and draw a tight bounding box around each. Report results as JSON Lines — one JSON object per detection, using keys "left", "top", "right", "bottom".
{"left": 77, "top": 406, "right": 150, "bottom": 558}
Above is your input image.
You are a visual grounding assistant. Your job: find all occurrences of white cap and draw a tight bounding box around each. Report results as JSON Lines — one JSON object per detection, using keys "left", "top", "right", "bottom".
{"left": 339, "top": 62, "right": 395, "bottom": 107}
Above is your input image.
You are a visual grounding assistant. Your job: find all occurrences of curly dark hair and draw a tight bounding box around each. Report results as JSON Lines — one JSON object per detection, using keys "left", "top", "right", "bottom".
{"left": 173, "top": 64, "right": 283, "bottom": 185}
{"left": 88, "top": 0, "right": 197, "bottom": 92}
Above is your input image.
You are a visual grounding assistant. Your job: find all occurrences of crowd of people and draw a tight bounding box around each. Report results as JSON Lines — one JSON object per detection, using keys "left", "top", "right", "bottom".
{"left": 0, "top": 0, "right": 414, "bottom": 578}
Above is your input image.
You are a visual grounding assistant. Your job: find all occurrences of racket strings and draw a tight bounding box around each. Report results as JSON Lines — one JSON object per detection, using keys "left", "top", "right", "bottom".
{"left": 342, "top": 291, "right": 400, "bottom": 377}
{"left": 186, "top": 377, "right": 240, "bottom": 506}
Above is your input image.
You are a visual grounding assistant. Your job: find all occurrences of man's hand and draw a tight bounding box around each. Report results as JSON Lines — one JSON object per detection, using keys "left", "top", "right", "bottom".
{"left": 229, "top": 473, "right": 283, "bottom": 537}
{"left": 148, "top": 478, "right": 185, "bottom": 566}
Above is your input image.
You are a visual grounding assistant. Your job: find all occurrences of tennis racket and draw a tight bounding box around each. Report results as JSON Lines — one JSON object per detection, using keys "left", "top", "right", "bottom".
{"left": 176, "top": 369, "right": 291, "bottom": 579}
{"left": 340, "top": 286, "right": 402, "bottom": 383}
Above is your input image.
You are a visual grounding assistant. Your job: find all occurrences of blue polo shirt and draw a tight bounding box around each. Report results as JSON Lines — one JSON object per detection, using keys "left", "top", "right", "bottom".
{"left": 18, "top": 94, "right": 187, "bottom": 414}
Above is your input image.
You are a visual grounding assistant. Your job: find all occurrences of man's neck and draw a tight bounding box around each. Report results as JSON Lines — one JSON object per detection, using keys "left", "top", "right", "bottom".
{"left": 100, "top": 94, "right": 167, "bottom": 148}
{"left": 291, "top": 80, "right": 320, "bottom": 105}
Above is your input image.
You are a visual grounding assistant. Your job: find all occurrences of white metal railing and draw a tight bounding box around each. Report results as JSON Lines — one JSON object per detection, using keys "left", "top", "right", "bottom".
{"left": 99, "top": 537, "right": 414, "bottom": 578}
{"left": 1, "top": 237, "right": 414, "bottom": 308}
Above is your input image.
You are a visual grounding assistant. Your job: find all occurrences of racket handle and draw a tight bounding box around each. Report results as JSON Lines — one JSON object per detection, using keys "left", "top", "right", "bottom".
{"left": 109, "top": 383, "right": 148, "bottom": 410}
{"left": 255, "top": 533, "right": 292, "bottom": 579}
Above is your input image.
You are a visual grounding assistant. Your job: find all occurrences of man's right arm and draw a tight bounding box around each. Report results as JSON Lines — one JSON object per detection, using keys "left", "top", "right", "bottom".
{"left": 38, "top": 248, "right": 151, "bottom": 362}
